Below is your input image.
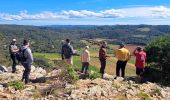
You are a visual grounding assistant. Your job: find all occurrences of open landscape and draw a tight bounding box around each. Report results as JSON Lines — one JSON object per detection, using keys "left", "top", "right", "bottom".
{"left": 0, "top": 0, "right": 170, "bottom": 99}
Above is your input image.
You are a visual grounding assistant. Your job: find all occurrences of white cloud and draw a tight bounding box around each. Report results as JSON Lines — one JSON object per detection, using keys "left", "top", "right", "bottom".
{"left": 61, "top": 9, "right": 123, "bottom": 18}
{"left": 0, "top": 5, "right": 170, "bottom": 24}
{"left": 0, "top": 10, "right": 68, "bottom": 21}
{"left": 150, "top": 6, "right": 170, "bottom": 18}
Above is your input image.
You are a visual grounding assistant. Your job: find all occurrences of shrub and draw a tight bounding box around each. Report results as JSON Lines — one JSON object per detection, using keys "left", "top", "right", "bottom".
{"left": 145, "top": 35, "right": 170, "bottom": 85}
{"left": 53, "top": 60, "right": 79, "bottom": 83}
{"left": 33, "top": 56, "right": 52, "bottom": 69}
{"left": 0, "top": 50, "right": 10, "bottom": 66}
{"left": 89, "top": 70, "right": 100, "bottom": 79}
{"left": 137, "top": 91, "right": 151, "bottom": 100}
{"left": 8, "top": 80, "right": 25, "bottom": 90}
{"left": 67, "top": 65, "right": 79, "bottom": 83}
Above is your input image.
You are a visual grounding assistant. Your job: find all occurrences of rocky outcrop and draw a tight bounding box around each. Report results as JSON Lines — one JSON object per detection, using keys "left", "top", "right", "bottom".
{"left": 0, "top": 66, "right": 169, "bottom": 100}
{"left": 0, "top": 64, "right": 8, "bottom": 73}
{"left": 70, "top": 77, "right": 170, "bottom": 100}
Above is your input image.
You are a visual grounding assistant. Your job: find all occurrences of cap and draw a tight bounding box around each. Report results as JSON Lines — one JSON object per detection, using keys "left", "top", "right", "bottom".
{"left": 119, "top": 43, "right": 125, "bottom": 47}
{"left": 85, "top": 46, "right": 89, "bottom": 49}
{"left": 12, "top": 39, "right": 16, "bottom": 42}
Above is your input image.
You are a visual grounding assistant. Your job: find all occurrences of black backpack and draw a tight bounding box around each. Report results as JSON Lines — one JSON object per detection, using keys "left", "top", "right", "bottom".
{"left": 16, "top": 48, "right": 27, "bottom": 62}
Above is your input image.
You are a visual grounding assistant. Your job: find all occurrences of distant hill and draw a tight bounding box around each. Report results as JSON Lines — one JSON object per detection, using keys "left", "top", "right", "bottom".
{"left": 0, "top": 24, "right": 170, "bottom": 53}
{"left": 44, "top": 25, "right": 96, "bottom": 28}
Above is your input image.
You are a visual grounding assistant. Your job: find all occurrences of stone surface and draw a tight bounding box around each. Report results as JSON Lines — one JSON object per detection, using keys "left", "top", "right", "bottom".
{"left": 0, "top": 64, "right": 8, "bottom": 72}
{"left": 0, "top": 65, "right": 169, "bottom": 100}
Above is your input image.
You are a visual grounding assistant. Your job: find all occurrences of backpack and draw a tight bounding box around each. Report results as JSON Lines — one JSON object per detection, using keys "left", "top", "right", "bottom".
{"left": 16, "top": 48, "right": 27, "bottom": 62}
{"left": 62, "top": 44, "right": 73, "bottom": 58}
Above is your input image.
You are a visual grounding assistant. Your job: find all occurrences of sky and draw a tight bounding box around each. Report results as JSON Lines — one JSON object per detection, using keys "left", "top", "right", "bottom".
{"left": 0, "top": 0, "right": 170, "bottom": 25}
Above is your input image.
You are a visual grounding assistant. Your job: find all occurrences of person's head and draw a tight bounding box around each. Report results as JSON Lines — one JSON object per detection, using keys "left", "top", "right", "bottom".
{"left": 85, "top": 46, "right": 89, "bottom": 50}
{"left": 136, "top": 47, "right": 142, "bottom": 52}
{"left": 101, "top": 41, "right": 107, "bottom": 47}
{"left": 23, "top": 40, "right": 30, "bottom": 46}
{"left": 66, "top": 39, "right": 70, "bottom": 43}
{"left": 119, "top": 43, "right": 125, "bottom": 48}
{"left": 11, "top": 38, "right": 17, "bottom": 44}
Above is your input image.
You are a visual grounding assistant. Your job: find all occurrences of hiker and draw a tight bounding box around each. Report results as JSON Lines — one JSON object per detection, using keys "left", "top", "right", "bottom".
{"left": 99, "top": 41, "right": 108, "bottom": 78}
{"left": 21, "top": 40, "right": 33, "bottom": 84}
{"left": 115, "top": 43, "right": 130, "bottom": 80}
{"left": 9, "top": 38, "right": 19, "bottom": 73}
{"left": 133, "top": 47, "right": 146, "bottom": 82}
{"left": 81, "top": 46, "right": 90, "bottom": 75}
{"left": 61, "top": 39, "right": 74, "bottom": 65}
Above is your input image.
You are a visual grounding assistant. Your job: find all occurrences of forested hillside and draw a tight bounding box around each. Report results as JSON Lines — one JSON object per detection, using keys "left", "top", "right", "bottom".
{"left": 0, "top": 24, "right": 170, "bottom": 53}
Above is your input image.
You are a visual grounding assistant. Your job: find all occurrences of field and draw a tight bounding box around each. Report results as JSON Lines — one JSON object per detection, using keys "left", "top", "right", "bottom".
{"left": 33, "top": 43, "right": 145, "bottom": 76}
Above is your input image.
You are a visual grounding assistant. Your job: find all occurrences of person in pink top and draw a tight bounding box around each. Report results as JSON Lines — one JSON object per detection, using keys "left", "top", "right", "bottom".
{"left": 81, "top": 46, "right": 90, "bottom": 75}
{"left": 133, "top": 47, "right": 146, "bottom": 82}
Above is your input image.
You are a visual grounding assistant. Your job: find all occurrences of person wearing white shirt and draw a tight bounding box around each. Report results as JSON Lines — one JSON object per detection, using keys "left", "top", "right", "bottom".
{"left": 81, "top": 46, "right": 90, "bottom": 75}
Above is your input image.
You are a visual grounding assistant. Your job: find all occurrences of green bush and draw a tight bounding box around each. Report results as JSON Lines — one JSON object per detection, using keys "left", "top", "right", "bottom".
{"left": 0, "top": 50, "right": 10, "bottom": 67}
{"left": 89, "top": 70, "right": 101, "bottom": 79}
{"left": 53, "top": 60, "right": 79, "bottom": 83}
{"left": 8, "top": 80, "right": 25, "bottom": 90}
{"left": 145, "top": 35, "right": 170, "bottom": 85}
{"left": 137, "top": 91, "right": 151, "bottom": 100}
{"left": 33, "top": 56, "right": 52, "bottom": 69}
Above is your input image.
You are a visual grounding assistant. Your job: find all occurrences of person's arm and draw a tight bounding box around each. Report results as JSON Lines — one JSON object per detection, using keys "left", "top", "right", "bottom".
{"left": 11, "top": 49, "right": 19, "bottom": 53}
{"left": 25, "top": 48, "right": 33, "bottom": 64}
{"left": 70, "top": 45, "right": 74, "bottom": 55}
{"left": 10, "top": 46, "right": 19, "bottom": 53}
{"left": 133, "top": 47, "right": 138, "bottom": 56}
{"left": 80, "top": 53, "right": 83, "bottom": 62}
{"left": 88, "top": 51, "right": 90, "bottom": 62}
{"left": 127, "top": 51, "right": 131, "bottom": 61}
{"left": 61, "top": 46, "right": 64, "bottom": 60}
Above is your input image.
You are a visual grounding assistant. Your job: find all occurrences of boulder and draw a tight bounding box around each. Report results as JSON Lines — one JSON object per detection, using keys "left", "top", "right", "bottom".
{"left": 0, "top": 85, "right": 4, "bottom": 92}
{"left": 0, "top": 65, "right": 8, "bottom": 72}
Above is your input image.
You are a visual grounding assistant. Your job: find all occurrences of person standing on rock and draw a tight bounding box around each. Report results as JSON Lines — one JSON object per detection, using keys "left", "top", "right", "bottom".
{"left": 61, "top": 39, "right": 74, "bottom": 65}
{"left": 115, "top": 43, "right": 130, "bottom": 80}
{"left": 9, "top": 38, "right": 19, "bottom": 73}
{"left": 21, "top": 40, "right": 33, "bottom": 84}
{"left": 133, "top": 47, "right": 146, "bottom": 82}
{"left": 81, "top": 46, "right": 90, "bottom": 75}
{"left": 99, "top": 41, "right": 108, "bottom": 79}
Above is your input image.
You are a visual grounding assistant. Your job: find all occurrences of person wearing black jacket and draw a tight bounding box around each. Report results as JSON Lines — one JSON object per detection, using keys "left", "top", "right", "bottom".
{"left": 99, "top": 41, "right": 107, "bottom": 78}
{"left": 61, "top": 39, "right": 74, "bottom": 65}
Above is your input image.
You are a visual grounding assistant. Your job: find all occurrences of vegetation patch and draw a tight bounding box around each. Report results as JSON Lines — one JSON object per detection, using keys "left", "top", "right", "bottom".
{"left": 33, "top": 55, "right": 52, "bottom": 69}
{"left": 89, "top": 70, "right": 101, "bottom": 79}
{"left": 145, "top": 35, "right": 170, "bottom": 85}
{"left": 8, "top": 80, "right": 25, "bottom": 90}
{"left": 137, "top": 91, "right": 151, "bottom": 100}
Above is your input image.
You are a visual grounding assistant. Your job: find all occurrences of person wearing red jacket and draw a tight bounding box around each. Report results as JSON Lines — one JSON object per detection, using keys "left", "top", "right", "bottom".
{"left": 133, "top": 47, "right": 146, "bottom": 82}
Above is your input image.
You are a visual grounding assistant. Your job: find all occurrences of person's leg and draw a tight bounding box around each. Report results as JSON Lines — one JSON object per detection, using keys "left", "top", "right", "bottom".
{"left": 22, "top": 70, "right": 26, "bottom": 81}
{"left": 115, "top": 61, "right": 121, "bottom": 78}
{"left": 81, "top": 62, "right": 85, "bottom": 73}
{"left": 121, "top": 61, "right": 127, "bottom": 78}
{"left": 22, "top": 63, "right": 27, "bottom": 81}
{"left": 66, "top": 57, "right": 73, "bottom": 65}
{"left": 100, "top": 59, "right": 106, "bottom": 78}
{"left": 24, "top": 64, "right": 31, "bottom": 84}
{"left": 11, "top": 55, "right": 17, "bottom": 73}
{"left": 85, "top": 62, "right": 89, "bottom": 74}
{"left": 139, "top": 68, "right": 144, "bottom": 83}
{"left": 70, "top": 57, "right": 73, "bottom": 65}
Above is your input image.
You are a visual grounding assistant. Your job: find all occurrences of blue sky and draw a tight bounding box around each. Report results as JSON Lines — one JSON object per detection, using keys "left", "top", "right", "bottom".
{"left": 0, "top": 0, "right": 170, "bottom": 25}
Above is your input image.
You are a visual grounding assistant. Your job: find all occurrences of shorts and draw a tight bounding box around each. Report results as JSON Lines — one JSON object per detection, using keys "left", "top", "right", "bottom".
{"left": 65, "top": 57, "right": 73, "bottom": 65}
{"left": 136, "top": 67, "right": 144, "bottom": 75}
